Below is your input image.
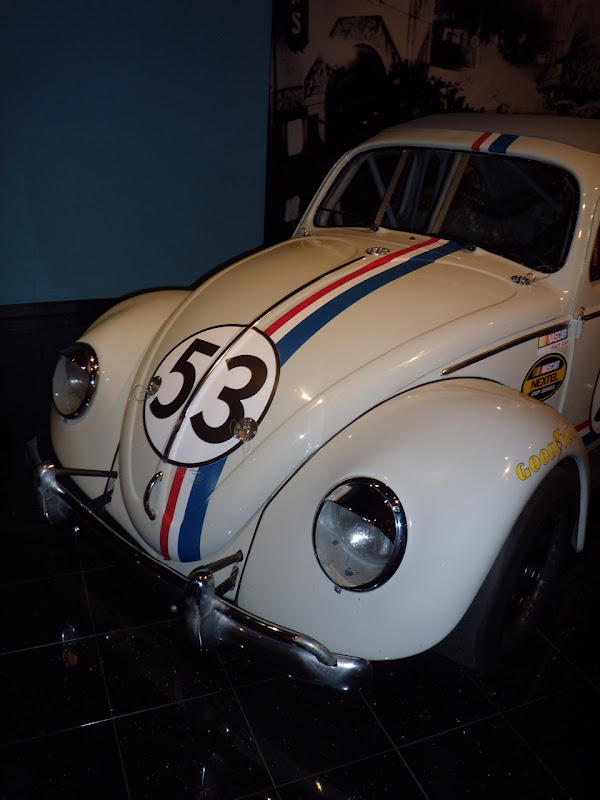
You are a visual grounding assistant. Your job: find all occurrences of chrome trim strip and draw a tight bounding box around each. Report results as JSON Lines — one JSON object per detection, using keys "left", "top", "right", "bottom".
{"left": 441, "top": 322, "right": 571, "bottom": 376}
{"left": 582, "top": 308, "right": 600, "bottom": 322}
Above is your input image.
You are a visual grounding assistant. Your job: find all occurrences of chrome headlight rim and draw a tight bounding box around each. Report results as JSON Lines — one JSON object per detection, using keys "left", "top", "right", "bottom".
{"left": 313, "top": 477, "right": 407, "bottom": 592}
{"left": 52, "top": 342, "right": 99, "bottom": 419}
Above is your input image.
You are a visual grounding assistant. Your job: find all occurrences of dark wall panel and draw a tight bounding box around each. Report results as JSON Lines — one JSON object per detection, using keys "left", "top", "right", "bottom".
{"left": 0, "top": 0, "right": 272, "bottom": 305}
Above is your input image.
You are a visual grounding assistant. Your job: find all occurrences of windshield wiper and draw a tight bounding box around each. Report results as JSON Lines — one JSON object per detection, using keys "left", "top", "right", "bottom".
{"left": 437, "top": 232, "right": 477, "bottom": 251}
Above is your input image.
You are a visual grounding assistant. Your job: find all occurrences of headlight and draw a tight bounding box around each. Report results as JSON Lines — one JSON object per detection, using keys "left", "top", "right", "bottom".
{"left": 52, "top": 343, "right": 99, "bottom": 419}
{"left": 313, "top": 478, "right": 407, "bottom": 591}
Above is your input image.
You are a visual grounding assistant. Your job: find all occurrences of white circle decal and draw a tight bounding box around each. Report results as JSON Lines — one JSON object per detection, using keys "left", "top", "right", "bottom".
{"left": 143, "top": 325, "right": 279, "bottom": 466}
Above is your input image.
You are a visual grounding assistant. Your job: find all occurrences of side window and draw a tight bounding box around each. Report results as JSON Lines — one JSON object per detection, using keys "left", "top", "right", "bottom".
{"left": 590, "top": 232, "right": 600, "bottom": 282}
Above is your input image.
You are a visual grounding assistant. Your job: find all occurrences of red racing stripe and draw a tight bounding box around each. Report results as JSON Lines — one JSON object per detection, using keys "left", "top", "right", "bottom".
{"left": 264, "top": 237, "right": 440, "bottom": 338}
{"left": 160, "top": 466, "right": 186, "bottom": 559}
{"left": 471, "top": 132, "right": 492, "bottom": 151}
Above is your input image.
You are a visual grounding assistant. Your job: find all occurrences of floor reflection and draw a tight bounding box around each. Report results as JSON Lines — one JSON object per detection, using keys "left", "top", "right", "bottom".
{"left": 0, "top": 471, "right": 598, "bottom": 799}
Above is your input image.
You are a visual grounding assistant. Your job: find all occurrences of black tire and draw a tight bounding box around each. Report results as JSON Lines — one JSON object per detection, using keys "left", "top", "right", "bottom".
{"left": 436, "top": 468, "right": 579, "bottom": 672}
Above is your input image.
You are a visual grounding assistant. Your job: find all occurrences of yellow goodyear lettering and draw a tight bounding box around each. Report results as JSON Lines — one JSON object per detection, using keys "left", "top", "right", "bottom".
{"left": 516, "top": 424, "right": 577, "bottom": 481}
{"left": 516, "top": 462, "right": 531, "bottom": 480}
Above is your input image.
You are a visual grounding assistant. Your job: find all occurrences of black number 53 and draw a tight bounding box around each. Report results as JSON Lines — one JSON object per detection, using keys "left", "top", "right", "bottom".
{"left": 144, "top": 326, "right": 279, "bottom": 466}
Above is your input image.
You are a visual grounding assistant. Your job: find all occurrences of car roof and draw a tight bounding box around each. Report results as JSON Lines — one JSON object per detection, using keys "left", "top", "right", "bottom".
{"left": 394, "top": 113, "right": 600, "bottom": 154}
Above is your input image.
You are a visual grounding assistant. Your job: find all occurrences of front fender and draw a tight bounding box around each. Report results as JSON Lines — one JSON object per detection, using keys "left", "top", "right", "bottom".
{"left": 51, "top": 289, "right": 190, "bottom": 496}
{"left": 237, "top": 378, "right": 588, "bottom": 661}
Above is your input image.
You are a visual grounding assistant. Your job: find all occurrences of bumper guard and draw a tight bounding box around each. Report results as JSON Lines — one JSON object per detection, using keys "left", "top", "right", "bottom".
{"left": 28, "top": 439, "right": 372, "bottom": 692}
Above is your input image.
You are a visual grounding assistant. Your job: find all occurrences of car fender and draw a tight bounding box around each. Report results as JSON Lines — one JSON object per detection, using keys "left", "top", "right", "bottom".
{"left": 237, "top": 378, "right": 588, "bottom": 661}
{"left": 51, "top": 289, "right": 190, "bottom": 496}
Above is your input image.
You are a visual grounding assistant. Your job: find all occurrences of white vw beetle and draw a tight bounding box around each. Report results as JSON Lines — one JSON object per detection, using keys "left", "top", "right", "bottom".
{"left": 33, "top": 114, "right": 600, "bottom": 690}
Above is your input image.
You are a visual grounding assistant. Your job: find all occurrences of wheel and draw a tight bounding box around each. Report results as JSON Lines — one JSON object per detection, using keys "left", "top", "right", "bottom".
{"left": 436, "top": 469, "right": 578, "bottom": 672}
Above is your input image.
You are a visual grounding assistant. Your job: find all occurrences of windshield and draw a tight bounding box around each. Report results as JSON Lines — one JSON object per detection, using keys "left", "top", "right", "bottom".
{"left": 314, "top": 147, "right": 579, "bottom": 273}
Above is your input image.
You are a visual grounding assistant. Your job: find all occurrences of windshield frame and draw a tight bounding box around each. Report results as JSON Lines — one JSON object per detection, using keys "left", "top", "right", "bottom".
{"left": 312, "top": 146, "right": 580, "bottom": 274}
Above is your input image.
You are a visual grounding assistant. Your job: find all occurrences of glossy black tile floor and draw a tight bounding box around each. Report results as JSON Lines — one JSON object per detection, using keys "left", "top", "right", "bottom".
{"left": 1, "top": 464, "right": 599, "bottom": 800}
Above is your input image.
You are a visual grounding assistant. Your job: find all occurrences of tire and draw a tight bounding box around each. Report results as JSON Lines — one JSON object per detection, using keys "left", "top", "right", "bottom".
{"left": 436, "top": 468, "right": 579, "bottom": 672}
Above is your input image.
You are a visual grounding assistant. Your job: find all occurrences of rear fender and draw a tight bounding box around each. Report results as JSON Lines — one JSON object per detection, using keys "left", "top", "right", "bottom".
{"left": 237, "top": 378, "right": 588, "bottom": 660}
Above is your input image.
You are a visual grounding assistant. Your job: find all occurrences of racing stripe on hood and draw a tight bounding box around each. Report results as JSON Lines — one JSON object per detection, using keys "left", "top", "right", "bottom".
{"left": 266, "top": 238, "right": 459, "bottom": 365}
{"left": 163, "top": 237, "right": 461, "bottom": 561}
{"left": 160, "top": 463, "right": 219, "bottom": 560}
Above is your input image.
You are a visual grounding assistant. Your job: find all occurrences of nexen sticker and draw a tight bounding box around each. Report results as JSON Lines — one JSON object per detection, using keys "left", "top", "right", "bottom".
{"left": 521, "top": 354, "right": 567, "bottom": 402}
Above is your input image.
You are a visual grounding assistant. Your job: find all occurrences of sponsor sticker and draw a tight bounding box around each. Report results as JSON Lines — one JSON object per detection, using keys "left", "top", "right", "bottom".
{"left": 516, "top": 425, "right": 577, "bottom": 481}
{"left": 521, "top": 354, "right": 567, "bottom": 402}
{"left": 537, "top": 326, "right": 569, "bottom": 352}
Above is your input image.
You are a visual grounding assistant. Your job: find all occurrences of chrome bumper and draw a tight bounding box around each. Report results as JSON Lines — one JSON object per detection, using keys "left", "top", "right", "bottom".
{"left": 185, "top": 559, "right": 372, "bottom": 692}
{"left": 28, "top": 439, "right": 372, "bottom": 692}
{"left": 32, "top": 457, "right": 115, "bottom": 525}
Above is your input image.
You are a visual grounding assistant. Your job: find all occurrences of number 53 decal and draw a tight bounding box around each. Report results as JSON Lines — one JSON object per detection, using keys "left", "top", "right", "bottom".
{"left": 143, "top": 325, "right": 279, "bottom": 466}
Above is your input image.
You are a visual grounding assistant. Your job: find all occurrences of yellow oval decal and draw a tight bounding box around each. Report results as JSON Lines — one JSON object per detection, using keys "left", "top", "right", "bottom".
{"left": 521, "top": 354, "right": 567, "bottom": 402}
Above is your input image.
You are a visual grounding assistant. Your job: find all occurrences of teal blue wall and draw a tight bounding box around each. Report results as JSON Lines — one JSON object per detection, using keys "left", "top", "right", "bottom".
{"left": 0, "top": 1, "right": 272, "bottom": 305}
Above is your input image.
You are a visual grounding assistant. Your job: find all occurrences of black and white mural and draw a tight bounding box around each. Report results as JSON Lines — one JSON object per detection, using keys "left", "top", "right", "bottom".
{"left": 266, "top": 0, "right": 600, "bottom": 243}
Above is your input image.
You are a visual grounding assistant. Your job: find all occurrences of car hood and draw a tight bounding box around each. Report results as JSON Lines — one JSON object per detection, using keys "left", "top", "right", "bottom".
{"left": 119, "top": 232, "right": 561, "bottom": 562}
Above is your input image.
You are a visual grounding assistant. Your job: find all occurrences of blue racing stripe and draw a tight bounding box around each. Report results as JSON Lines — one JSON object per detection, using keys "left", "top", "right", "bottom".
{"left": 178, "top": 459, "right": 226, "bottom": 561}
{"left": 176, "top": 238, "right": 461, "bottom": 560}
{"left": 488, "top": 134, "right": 518, "bottom": 154}
{"left": 581, "top": 429, "right": 600, "bottom": 449}
{"left": 277, "top": 240, "right": 461, "bottom": 366}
